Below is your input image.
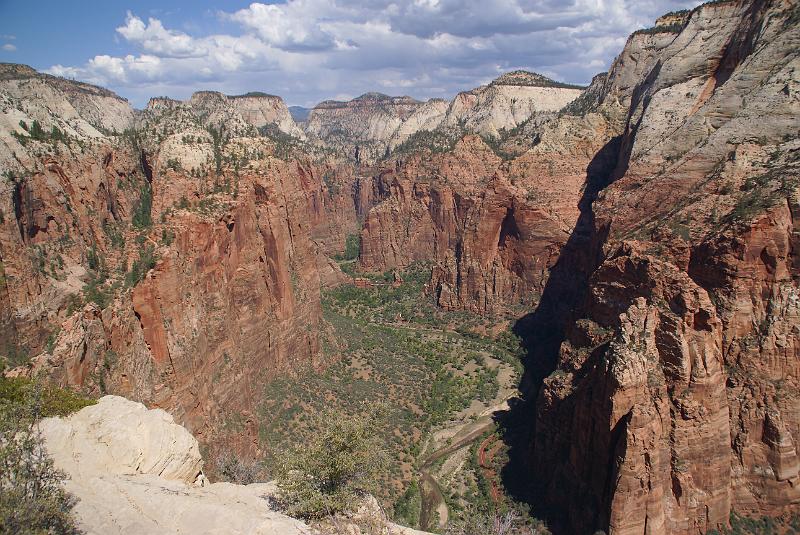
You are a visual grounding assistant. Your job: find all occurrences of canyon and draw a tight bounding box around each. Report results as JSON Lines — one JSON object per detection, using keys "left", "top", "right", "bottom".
{"left": 1, "top": 0, "right": 799, "bottom": 534}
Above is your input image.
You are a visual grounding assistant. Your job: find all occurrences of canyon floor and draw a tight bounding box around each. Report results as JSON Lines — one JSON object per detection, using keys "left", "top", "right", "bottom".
{"left": 1, "top": 1, "right": 799, "bottom": 534}
{"left": 253, "top": 259, "right": 525, "bottom": 531}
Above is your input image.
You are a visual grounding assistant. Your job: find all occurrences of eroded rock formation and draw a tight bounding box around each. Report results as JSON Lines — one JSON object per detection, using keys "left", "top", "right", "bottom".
{"left": 0, "top": 64, "right": 358, "bottom": 452}
{"left": 526, "top": 1, "right": 800, "bottom": 533}
{"left": 303, "top": 71, "right": 583, "bottom": 164}
{"left": 1, "top": 1, "right": 798, "bottom": 533}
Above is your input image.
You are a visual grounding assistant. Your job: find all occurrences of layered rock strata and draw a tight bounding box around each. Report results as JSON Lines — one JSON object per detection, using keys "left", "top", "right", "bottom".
{"left": 527, "top": 1, "right": 800, "bottom": 533}
{"left": 0, "top": 65, "right": 357, "bottom": 453}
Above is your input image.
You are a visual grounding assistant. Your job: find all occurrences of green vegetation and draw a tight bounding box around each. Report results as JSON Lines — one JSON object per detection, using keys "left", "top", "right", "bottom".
{"left": 393, "top": 480, "right": 421, "bottom": 528}
{"left": 480, "top": 135, "right": 516, "bottom": 161}
{"left": 12, "top": 119, "right": 68, "bottom": 146}
{"left": 560, "top": 85, "right": 602, "bottom": 117}
{"left": 393, "top": 128, "right": 463, "bottom": 156}
{"left": 660, "top": 9, "right": 690, "bottom": 18}
{"left": 232, "top": 91, "right": 278, "bottom": 98}
{"left": 0, "top": 377, "right": 94, "bottom": 534}
{"left": 124, "top": 244, "right": 157, "bottom": 288}
{"left": 102, "top": 220, "right": 125, "bottom": 249}
{"left": 706, "top": 511, "right": 800, "bottom": 535}
{"left": 160, "top": 228, "right": 175, "bottom": 246}
{"left": 257, "top": 264, "right": 524, "bottom": 510}
{"left": 0, "top": 376, "right": 96, "bottom": 417}
{"left": 83, "top": 270, "right": 113, "bottom": 309}
{"left": 0, "top": 341, "right": 32, "bottom": 370}
{"left": 632, "top": 23, "right": 684, "bottom": 36}
{"left": 724, "top": 168, "right": 798, "bottom": 227}
{"left": 275, "top": 407, "right": 386, "bottom": 520}
{"left": 258, "top": 123, "right": 302, "bottom": 160}
{"left": 132, "top": 184, "right": 153, "bottom": 229}
{"left": 489, "top": 70, "right": 585, "bottom": 90}
{"left": 335, "top": 234, "right": 361, "bottom": 261}
{"left": 45, "top": 327, "right": 60, "bottom": 354}
{"left": 207, "top": 124, "right": 226, "bottom": 175}
{"left": 165, "top": 158, "right": 182, "bottom": 172}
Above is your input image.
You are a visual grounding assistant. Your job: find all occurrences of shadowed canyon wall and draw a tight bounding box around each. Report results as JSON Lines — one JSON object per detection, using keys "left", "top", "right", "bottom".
{"left": 0, "top": 1, "right": 798, "bottom": 532}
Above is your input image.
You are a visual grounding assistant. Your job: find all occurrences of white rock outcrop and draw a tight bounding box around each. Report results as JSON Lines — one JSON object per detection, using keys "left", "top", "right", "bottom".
{"left": 39, "top": 396, "right": 432, "bottom": 535}
{"left": 40, "top": 395, "right": 204, "bottom": 484}
{"left": 39, "top": 396, "right": 314, "bottom": 535}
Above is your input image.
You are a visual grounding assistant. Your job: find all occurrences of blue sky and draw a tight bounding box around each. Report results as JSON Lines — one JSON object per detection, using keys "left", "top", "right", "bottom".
{"left": 0, "top": 0, "right": 703, "bottom": 108}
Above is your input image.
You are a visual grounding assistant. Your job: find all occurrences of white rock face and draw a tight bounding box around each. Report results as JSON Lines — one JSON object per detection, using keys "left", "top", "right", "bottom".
{"left": 39, "top": 396, "right": 432, "bottom": 535}
{"left": 188, "top": 90, "right": 306, "bottom": 139}
{"left": 40, "top": 395, "right": 204, "bottom": 484}
{"left": 300, "top": 71, "right": 584, "bottom": 162}
{"left": 39, "top": 396, "right": 313, "bottom": 534}
{"left": 388, "top": 99, "right": 449, "bottom": 149}
{"left": 230, "top": 94, "right": 304, "bottom": 138}
{"left": 0, "top": 64, "right": 135, "bottom": 172}
{"left": 443, "top": 84, "right": 584, "bottom": 137}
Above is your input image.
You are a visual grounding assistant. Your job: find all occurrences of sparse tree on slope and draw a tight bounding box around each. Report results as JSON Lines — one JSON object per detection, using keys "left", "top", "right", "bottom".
{"left": 275, "top": 406, "right": 387, "bottom": 520}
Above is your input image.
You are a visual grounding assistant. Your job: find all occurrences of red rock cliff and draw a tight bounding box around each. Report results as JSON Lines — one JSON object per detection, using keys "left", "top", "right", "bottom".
{"left": 526, "top": 1, "right": 800, "bottom": 533}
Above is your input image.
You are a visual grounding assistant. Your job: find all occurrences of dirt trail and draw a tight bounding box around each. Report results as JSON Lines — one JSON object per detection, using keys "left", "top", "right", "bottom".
{"left": 417, "top": 399, "right": 511, "bottom": 532}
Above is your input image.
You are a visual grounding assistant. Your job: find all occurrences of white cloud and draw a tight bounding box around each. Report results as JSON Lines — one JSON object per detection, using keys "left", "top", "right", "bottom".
{"left": 116, "top": 12, "right": 204, "bottom": 58}
{"left": 45, "top": 0, "right": 704, "bottom": 107}
{"left": 2, "top": 44, "right": 16, "bottom": 52}
{"left": 227, "top": 0, "right": 342, "bottom": 51}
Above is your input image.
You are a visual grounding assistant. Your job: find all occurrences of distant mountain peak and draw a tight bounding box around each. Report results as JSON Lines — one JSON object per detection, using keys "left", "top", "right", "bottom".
{"left": 490, "top": 70, "right": 586, "bottom": 90}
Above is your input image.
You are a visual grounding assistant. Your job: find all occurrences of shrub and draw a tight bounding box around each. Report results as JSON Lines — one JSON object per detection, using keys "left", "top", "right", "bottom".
{"left": 0, "top": 377, "right": 94, "bottom": 534}
{"left": 102, "top": 220, "right": 125, "bottom": 249}
{"left": 393, "top": 481, "right": 421, "bottom": 527}
{"left": 275, "top": 407, "right": 387, "bottom": 520}
{"left": 213, "top": 452, "right": 263, "bottom": 485}
{"left": 0, "top": 377, "right": 96, "bottom": 417}
{"left": 124, "top": 244, "right": 157, "bottom": 288}
{"left": 165, "top": 158, "right": 181, "bottom": 172}
{"left": 445, "top": 508, "right": 549, "bottom": 535}
{"left": 83, "top": 271, "right": 112, "bottom": 309}
{"left": 29, "top": 120, "right": 46, "bottom": 140}
{"left": 393, "top": 127, "right": 462, "bottom": 156}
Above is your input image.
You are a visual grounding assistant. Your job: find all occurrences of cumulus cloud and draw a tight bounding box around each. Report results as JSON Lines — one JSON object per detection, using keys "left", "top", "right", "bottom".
{"left": 227, "top": 0, "right": 342, "bottom": 51}
{"left": 46, "top": 0, "right": 703, "bottom": 107}
{"left": 116, "top": 12, "right": 205, "bottom": 58}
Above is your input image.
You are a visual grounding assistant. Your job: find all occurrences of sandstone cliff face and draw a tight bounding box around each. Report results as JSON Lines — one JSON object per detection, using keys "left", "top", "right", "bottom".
{"left": 357, "top": 84, "right": 621, "bottom": 314}
{"left": 187, "top": 90, "right": 305, "bottom": 139}
{"left": 0, "top": 65, "right": 141, "bottom": 359}
{"left": 303, "top": 71, "right": 582, "bottom": 164}
{"left": 305, "top": 93, "right": 448, "bottom": 163}
{"left": 442, "top": 71, "right": 584, "bottom": 138}
{"left": 357, "top": 129, "right": 604, "bottom": 314}
{"left": 0, "top": 66, "right": 357, "bottom": 453}
{"left": 528, "top": 1, "right": 800, "bottom": 533}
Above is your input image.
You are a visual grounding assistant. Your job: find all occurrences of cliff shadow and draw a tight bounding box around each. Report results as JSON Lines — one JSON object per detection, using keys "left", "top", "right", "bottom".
{"left": 493, "top": 135, "right": 622, "bottom": 531}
